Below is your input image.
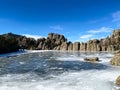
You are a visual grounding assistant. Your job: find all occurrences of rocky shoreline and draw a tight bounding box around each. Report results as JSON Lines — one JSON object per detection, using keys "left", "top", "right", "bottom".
{"left": 0, "top": 29, "right": 120, "bottom": 54}
{"left": 1, "top": 30, "right": 120, "bottom": 87}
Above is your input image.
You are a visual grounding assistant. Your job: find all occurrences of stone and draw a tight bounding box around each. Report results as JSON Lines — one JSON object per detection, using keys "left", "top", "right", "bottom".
{"left": 2, "top": 29, "right": 120, "bottom": 52}
{"left": 116, "top": 76, "right": 120, "bottom": 86}
{"left": 84, "top": 57, "right": 99, "bottom": 62}
{"left": 110, "top": 51, "right": 120, "bottom": 66}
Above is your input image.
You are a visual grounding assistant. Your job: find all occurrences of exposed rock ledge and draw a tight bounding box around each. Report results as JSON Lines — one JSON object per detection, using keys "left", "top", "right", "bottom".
{"left": 1, "top": 29, "right": 120, "bottom": 54}
{"left": 110, "top": 51, "right": 120, "bottom": 66}
{"left": 84, "top": 57, "right": 99, "bottom": 62}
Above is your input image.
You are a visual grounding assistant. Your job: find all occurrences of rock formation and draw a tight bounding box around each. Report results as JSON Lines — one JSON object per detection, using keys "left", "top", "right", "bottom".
{"left": 110, "top": 51, "right": 120, "bottom": 66}
{"left": 79, "top": 29, "right": 120, "bottom": 52}
{"left": 73, "top": 42, "right": 80, "bottom": 51}
{"left": 1, "top": 29, "right": 120, "bottom": 53}
{"left": 68, "top": 42, "right": 73, "bottom": 51}
{"left": 0, "top": 33, "right": 20, "bottom": 54}
{"left": 84, "top": 57, "right": 99, "bottom": 62}
{"left": 116, "top": 75, "right": 120, "bottom": 86}
{"left": 35, "top": 29, "right": 120, "bottom": 51}
{"left": 24, "top": 33, "right": 67, "bottom": 50}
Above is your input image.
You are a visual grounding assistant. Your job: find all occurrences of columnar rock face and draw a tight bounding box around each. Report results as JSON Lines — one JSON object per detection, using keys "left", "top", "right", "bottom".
{"left": 73, "top": 42, "right": 80, "bottom": 51}
{"left": 60, "top": 42, "right": 68, "bottom": 51}
{"left": 80, "top": 43, "right": 87, "bottom": 51}
{"left": 36, "top": 29, "right": 120, "bottom": 51}
{"left": 79, "top": 29, "right": 120, "bottom": 52}
{"left": 1, "top": 29, "right": 120, "bottom": 53}
{"left": 68, "top": 42, "right": 73, "bottom": 51}
{"left": 36, "top": 33, "right": 68, "bottom": 50}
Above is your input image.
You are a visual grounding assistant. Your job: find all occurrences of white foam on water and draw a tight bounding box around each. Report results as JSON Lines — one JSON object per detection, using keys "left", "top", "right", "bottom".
{"left": 0, "top": 51, "right": 26, "bottom": 58}
{"left": 0, "top": 69, "right": 120, "bottom": 90}
{"left": 0, "top": 51, "right": 120, "bottom": 90}
{"left": 0, "top": 50, "right": 56, "bottom": 58}
{"left": 25, "top": 50, "right": 56, "bottom": 53}
{"left": 56, "top": 52, "right": 114, "bottom": 64}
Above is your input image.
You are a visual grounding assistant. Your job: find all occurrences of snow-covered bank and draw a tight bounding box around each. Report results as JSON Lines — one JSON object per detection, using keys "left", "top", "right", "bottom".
{"left": 0, "top": 51, "right": 26, "bottom": 58}
{"left": 0, "top": 50, "right": 55, "bottom": 57}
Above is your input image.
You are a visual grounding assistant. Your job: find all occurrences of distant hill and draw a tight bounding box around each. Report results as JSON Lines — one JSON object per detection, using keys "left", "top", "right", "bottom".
{"left": 2, "top": 32, "right": 22, "bottom": 39}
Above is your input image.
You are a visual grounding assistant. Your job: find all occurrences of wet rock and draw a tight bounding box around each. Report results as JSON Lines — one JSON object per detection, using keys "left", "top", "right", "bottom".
{"left": 110, "top": 51, "right": 120, "bottom": 66}
{"left": 84, "top": 57, "right": 99, "bottom": 62}
{"left": 116, "top": 76, "right": 120, "bottom": 86}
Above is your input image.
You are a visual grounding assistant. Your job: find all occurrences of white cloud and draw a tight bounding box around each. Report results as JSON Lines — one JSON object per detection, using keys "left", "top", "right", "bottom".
{"left": 80, "top": 34, "right": 93, "bottom": 39}
{"left": 112, "top": 11, "right": 120, "bottom": 22}
{"left": 88, "top": 27, "right": 113, "bottom": 34}
{"left": 22, "top": 34, "right": 43, "bottom": 40}
{"left": 49, "top": 25, "right": 63, "bottom": 30}
{"left": 79, "top": 26, "right": 113, "bottom": 42}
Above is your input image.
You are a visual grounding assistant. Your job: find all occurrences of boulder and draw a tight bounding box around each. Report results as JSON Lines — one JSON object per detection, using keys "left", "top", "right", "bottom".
{"left": 84, "top": 57, "right": 99, "bottom": 62}
{"left": 116, "top": 75, "right": 120, "bottom": 86}
{"left": 110, "top": 51, "right": 120, "bottom": 66}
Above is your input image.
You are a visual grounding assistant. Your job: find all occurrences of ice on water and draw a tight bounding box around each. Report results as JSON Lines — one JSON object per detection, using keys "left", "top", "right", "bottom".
{"left": 0, "top": 51, "right": 120, "bottom": 90}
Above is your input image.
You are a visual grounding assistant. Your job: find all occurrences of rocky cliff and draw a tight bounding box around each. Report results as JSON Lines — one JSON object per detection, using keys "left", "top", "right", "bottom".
{"left": 33, "top": 29, "right": 120, "bottom": 51}
{"left": 82, "top": 29, "right": 120, "bottom": 52}
{"left": 0, "top": 33, "right": 20, "bottom": 53}
{"left": 36, "top": 33, "right": 67, "bottom": 50}
{"left": 1, "top": 29, "right": 120, "bottom": 53}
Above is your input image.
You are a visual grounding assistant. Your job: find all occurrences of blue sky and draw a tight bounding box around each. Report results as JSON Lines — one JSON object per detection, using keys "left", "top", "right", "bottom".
{"left": 0, "top": 0, "right": 120, "bottom": 42}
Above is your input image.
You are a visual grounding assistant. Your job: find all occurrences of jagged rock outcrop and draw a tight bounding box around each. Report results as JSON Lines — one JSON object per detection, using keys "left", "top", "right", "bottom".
{"left": 36, "top": 33, "right": 68, "bottom": 50}
{"left": 0, "top": 32, "right": 69, "bottom": 52}
{"left": 1, "top": 29, "right": 120, "bottom": 53}
{"left": 0, "top": 33, "right": 22, "bottom": 54}
{"left": 110, "top": 51, "right": 120, "bottom": 66}
{"left": 30, "top": 29, "right": 120, "bottom": 51}
{"left": 86, "top": 39, "right": 100, "bottom": 51}
{"left": 79, "top": 29, "right": 120, "bottom": 52}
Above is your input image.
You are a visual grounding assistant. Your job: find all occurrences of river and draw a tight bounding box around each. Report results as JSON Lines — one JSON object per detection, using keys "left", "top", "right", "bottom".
{"left": 0, "top": 50, "right": 120, "bottom": 90}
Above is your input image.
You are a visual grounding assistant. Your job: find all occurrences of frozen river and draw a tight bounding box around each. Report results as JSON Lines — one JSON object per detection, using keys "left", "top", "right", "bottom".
{"left": 0, "top": 50, "right": 120, "bottom": 90}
